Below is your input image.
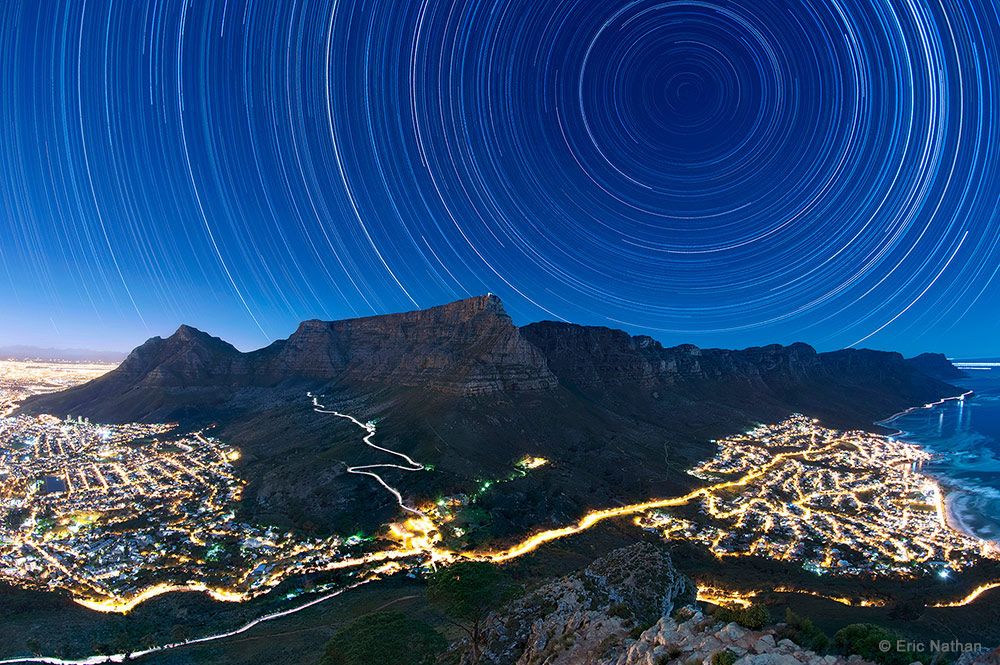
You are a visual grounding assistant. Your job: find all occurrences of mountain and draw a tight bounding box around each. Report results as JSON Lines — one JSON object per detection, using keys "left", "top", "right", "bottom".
{"left": 519, "top": 323, "right": 953, "bottom": 429}
{"left": 907, "top": 352, "right": 968, "bottom": 381}
{"left": 19, "top": 296, "right": 963, "bottom": 535}
{"left": 0, "top": 345, "right": 125, "bottom": 363}
{"left": 446, "top": 542, "right": 890, "bottom": 665}
{"left": 254, "top": 294, "right": 557, "bottom": 393}
{"left": 27, "top": 296, "right": 554, "bottom": 420}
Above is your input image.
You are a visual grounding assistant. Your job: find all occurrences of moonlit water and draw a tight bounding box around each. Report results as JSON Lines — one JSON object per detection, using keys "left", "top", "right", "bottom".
{"left": 884, "top": 365, "right": 1000, "bottom": 542}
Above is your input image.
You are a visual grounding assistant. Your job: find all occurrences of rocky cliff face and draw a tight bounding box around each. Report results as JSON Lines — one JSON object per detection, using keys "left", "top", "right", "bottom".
{"left": 907, "top": 352, "right": 967, "bottom": 381}
{"left": 457, "top": 543, "right": 694, "bottom": 665}
{"left": 449, "top": 543, "right": 885, "bottom": 665}
{"left": 519, "top": 321, "right": 959, "bottom": 429}
{"left": 519, "top": 322, "right": 937, "bottom": 396}
{"left": 254, "top": 294, "right": 558, "bottom": 394}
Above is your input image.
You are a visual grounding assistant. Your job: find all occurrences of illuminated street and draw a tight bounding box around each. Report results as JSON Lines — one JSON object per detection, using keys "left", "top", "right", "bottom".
{"left": 639, "top": 415, "right": 995, "bottom": 577}
{"left": 0, "top": 360, "right": 116, "bottom": 417}
{"left": 1, "top": 361, "right": 999, "bottom": 621}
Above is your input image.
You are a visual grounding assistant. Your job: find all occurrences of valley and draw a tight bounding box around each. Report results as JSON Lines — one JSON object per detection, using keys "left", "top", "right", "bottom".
{"left": 2, "top": 299, "right": 998, "bottom": 662}
{"left": 2, "top": 363, "right": 999, "bottom": 665}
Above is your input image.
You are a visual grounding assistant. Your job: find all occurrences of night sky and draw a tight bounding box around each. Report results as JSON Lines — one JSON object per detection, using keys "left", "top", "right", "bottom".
{"left": 2, "top": 0, "right": 999, "bottom": 357}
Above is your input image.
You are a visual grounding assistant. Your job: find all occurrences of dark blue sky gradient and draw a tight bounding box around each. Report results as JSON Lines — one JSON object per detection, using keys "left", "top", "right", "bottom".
{"left": 2, "top": 0, "right": 999, "bottom": 356}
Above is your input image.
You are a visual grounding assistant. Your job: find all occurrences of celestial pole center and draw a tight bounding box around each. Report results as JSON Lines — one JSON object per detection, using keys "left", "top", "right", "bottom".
{"left": 1, "top": 0, "right": 998, "bottom": 355}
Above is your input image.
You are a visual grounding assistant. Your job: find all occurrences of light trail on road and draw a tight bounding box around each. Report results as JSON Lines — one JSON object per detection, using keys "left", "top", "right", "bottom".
{"left": 310, "top": 393, "right": 427, "bottom": 515}
{"left": 468, "top": 433, "right": 846, "bottom": 563}
{"left": 0, "top": 579, "right": 375, "bottom": 665}
{"left": 929, "top": 581, "right": 1000, "bottom": 608}
{"left": 695, "top": 584, "right": 886, "bottom": 609}
{"left": 6, "top": 397, "right": 1000, "bottom": 664}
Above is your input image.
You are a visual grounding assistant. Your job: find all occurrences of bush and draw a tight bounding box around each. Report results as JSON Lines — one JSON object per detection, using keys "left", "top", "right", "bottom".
{"left": 608, "top": 602, "right": 633, "bottom": 620}
{"left": 833, "top": 623, "right": 930, "bottom": 665}
{"left": 713, "top": 603, "right": 770, "bottom": 630}
{"left": 427, "top": 562, "right": 520, "bottom": 664}
{"left": 777, "top": 608, "right": 830, "bottom": 653}
{"left": 321, "top": 611, "right": 446, "bottom": 665}
{"left": 711, "top": 649, "right": 738, "bottom": 665}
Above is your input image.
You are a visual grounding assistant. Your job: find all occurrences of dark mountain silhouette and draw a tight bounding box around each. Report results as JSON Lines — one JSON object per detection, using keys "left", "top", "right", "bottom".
{"left": 906, "top": 352, "right": 967, "bottom": 381}
{"left": 26, "top": 296, "right": 555, "bottom": 420}
{"left": 20, "top": 295, "right": 962, "bottom": 535}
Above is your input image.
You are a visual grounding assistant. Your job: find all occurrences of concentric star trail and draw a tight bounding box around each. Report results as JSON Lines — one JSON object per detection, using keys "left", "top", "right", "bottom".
{"left": 1, "top": 0, "right": 998, "bottom": 354}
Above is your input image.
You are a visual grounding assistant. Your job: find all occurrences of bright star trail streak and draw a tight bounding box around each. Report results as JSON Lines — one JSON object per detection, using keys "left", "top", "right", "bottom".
{"left": 2, "top": 0, "right": 1000, "bottom": 355}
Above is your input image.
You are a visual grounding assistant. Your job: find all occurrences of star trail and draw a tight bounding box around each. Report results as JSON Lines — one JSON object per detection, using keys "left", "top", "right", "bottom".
{"left": 1, "top": 0, "right": 999, "bottom": 355}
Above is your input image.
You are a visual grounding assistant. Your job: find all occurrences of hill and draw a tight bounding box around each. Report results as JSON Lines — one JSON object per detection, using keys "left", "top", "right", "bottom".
{"left": 20, "top": 295, "right": 962, "bottom": 536}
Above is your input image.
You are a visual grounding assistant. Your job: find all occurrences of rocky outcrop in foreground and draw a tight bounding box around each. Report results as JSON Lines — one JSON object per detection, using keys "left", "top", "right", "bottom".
{"left": 460, "top": 542, "right": 693, "bottom": 665}
{"left": 616, "top": 608, "right": 866, "bottom": 665}
{"left": 452, "top": 543, "right": 886, "bottom": 665}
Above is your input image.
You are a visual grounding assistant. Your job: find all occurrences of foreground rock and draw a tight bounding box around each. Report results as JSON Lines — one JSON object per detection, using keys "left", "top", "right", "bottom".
{"left": 456, "top": 542, "right": 693, "bottom": 665}
{"left": 615, "top": 608, "right": 871, "bottom": 665}
{"left": 451, "top": 543, "right": 880, "bottom": 665}
{"left": 959, "top": 647, "right": 1000, "bottom": 665}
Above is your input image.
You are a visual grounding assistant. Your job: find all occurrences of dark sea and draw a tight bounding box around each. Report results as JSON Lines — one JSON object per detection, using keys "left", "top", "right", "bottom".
{"left": 881, "top": 361, "right": 1000, "bottom": 542}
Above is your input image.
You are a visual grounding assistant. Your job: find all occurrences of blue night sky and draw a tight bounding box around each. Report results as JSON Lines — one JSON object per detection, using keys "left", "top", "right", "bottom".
{"left": 2, "top": 0, "right": 999, "bottom": 357}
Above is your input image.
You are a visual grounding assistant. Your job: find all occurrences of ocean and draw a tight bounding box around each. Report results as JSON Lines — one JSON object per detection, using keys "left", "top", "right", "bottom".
{"left": 881, "top": 361, "right": 1000, "bottom": 542}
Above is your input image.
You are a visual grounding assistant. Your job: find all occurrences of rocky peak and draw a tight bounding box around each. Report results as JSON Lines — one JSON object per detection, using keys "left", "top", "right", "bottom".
{"left": 453, "top": 543, "right": 882, "bottom": 665}
{"left": 158, "top": 324, "right": 239, "bottom": 353}
{"left": 173, "top": 324, "right": 203, "bottom": 341}
{"left": 907, "top": 352, "right": 966, "bottom": 380}
{"left": 113, "top": 325, "right": 244, "bottom": 386}
{"left": 615, "top": 608, "right": 876, "bottom": 665}
{"left": 259, "top": 295, "right": 558, "bottom": 394}
{"left": 457, "top": 543, "right": 692, "bottom": 665}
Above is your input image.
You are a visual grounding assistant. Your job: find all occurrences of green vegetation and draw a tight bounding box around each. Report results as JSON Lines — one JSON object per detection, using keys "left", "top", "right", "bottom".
{"left": 711, "top": 603, "right": 770, "bottom": 630}
{"left": 833, "top": 624, "right": 930, "bottom": 665}
{"left": 711, "top": 649, "right": 738, "bottom": 665}
{"left": 427, "top": 562, "right": 520, "bottom": 664}
{"left": 320, "top": 611, "right": 445, "bottom": 665}
{"left": 777, "top": 608, "right": 830, "bottom": 653}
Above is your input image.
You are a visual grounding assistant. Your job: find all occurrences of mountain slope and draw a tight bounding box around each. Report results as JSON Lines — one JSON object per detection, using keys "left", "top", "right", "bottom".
{"left": 23, "top": 295, "right": 555, "bottom": 421}
{"left": 907, "top": 352, "right": 968, "bottom": 381}
{"left": 520, "top": 321, "right": 956, "bottom": 428}
{"left": 18, "top": 296, "right": 962, "bottom": 535}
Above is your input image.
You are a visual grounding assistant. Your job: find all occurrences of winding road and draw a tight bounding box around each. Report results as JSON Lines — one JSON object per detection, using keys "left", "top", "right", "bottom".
{"left": 3, "top": 393, "right": 998, "bottom": 664}
{"left": 309, "top": 392, "right": 427, "bottom": 515}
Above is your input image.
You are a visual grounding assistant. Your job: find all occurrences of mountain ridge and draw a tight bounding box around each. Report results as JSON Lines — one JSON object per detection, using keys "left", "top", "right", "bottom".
{"left": 23, "top": 295, "right": 961, "bottom": 420}
{"left": 0, "top": 345, "right": 125, "bottom": 363}
{"left": 18, "top": 295, "right": 964, "bottom": 536}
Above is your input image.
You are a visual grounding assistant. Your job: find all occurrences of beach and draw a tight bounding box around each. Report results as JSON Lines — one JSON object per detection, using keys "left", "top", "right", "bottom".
{"left": 882, "top": 372, "right": 1000, "bottom": 545}
{"left": 945, "top": 489, "right": 995, "bottom": 543}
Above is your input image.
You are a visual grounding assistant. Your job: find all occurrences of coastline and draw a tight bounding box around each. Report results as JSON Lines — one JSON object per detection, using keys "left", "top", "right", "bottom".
{"left": 877, "top": 390, "right": 998, "bottom": 544}
{"left": 944, "top": 488, "right": 984, "bottom": 543}
{"left": 874, "top": 390, "right": 975, "bottom": 436}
